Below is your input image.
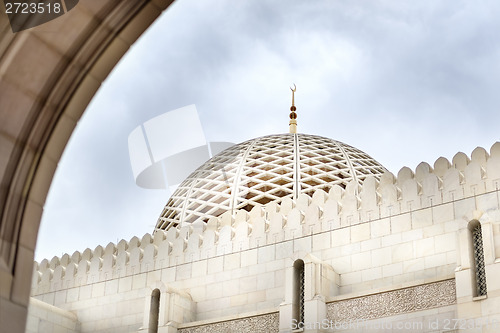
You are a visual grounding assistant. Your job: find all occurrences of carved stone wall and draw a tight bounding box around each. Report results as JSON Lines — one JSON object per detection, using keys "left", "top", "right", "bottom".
{"left": 178, "top": 312, "right": 279, "bottom": 333}
{"left": 327, "top": 279, "right": 456, "bottom": 322}
{"left": 32, "top": 142, "right": 500, "bottom": 296}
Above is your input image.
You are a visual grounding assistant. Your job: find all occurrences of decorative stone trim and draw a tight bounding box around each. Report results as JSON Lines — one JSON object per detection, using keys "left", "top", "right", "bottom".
{"left": 178, "top": 312, "right": 279, "bottom": 333}
{"left": 327, "top": 279, "right": 456, "bottom": 322}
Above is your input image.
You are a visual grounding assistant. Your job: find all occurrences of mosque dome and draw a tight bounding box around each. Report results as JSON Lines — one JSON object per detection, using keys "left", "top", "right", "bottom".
{"left": 155, "top": 133, "right": 386, "bottom": 230}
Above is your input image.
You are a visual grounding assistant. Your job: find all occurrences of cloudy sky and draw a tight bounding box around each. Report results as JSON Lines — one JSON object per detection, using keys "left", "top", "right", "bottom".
{"left": 35, "top": 0, "right": 500, "bottom": 261}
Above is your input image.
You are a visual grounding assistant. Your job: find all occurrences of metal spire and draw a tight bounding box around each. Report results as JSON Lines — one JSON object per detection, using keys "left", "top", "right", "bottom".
{"left": 289, "top": 84, "right": 297, "bottom": 133}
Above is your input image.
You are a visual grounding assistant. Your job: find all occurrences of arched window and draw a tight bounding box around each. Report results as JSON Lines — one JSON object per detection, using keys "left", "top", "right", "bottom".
{"left": 149, "top": 288, "right": 161, "bottom": 333}
{"left": 293, "top": 259, "right": 305, "bottom": 325}
{"left": 469, "top": 221, "right": 487, "bottom": 297}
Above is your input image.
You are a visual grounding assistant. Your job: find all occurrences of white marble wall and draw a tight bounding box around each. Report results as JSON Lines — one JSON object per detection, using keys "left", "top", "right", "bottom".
{"left": 26, "top": 297, "right": 79, "bottom": 333}
{"left": 28, "top": 143, "right": 500, "bottom": 332}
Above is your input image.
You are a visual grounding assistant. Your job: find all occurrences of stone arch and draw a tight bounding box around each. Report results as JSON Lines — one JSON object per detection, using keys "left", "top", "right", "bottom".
{"left": 0, "top": 1, "right": 174, "bottom": 331}
{"left": 140, "top": 281, "right": 194, "bottom": 332}
{"left": 280, "top": 253, "right": 338, "bottom": 331}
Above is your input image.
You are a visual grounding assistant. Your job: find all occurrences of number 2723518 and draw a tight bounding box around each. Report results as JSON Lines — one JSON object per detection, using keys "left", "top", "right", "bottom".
{"left": 5, "top": 2, "right": 62, "bottom": 14}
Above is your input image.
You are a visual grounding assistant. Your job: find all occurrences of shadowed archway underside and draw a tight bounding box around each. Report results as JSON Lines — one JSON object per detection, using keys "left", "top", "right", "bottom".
{"left": 0, "top": 1, "right": 174, "bottom": 331}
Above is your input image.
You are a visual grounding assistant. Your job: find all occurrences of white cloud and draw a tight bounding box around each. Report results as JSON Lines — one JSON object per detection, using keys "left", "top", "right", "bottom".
{"left": 36, "top": 0, "right": 500, "bottom": 261}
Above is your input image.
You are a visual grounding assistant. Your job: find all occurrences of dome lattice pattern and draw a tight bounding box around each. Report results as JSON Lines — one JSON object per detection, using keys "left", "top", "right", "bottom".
{"left": 156, "top": 134, "right": 386, "bottom": 230}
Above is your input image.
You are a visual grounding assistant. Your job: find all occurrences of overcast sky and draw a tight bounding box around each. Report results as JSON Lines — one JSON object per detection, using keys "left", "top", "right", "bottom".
{"left": 35, "top": 0, "right": 500, "bottom": 261}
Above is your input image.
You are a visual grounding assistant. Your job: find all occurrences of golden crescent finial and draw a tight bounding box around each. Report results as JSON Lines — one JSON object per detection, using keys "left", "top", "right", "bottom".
{"left": 290, "top": 83, "right": 296, "bottom": 106}
{"left": 289, "top": 84, "right": 297, "bottom": 134}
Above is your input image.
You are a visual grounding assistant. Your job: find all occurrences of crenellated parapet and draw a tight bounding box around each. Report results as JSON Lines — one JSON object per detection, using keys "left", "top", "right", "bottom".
{"left": 32, "top": 142, "right": 500, "bottom": 296}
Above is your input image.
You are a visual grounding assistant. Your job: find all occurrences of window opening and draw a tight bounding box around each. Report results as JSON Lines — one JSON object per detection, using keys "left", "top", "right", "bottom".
{"left": 472, "top": 225, "right": 487, "bottom": 296}
{"left": 149, "top": 288, "right": 160, "bottom": 333}
{"left": 293, "top": 260, "right": 305, "bottom": 325}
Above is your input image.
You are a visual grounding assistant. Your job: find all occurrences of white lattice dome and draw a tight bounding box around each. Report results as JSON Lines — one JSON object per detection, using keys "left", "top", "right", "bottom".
{"left": 155, "top": 133, "right": 386, "bottom": 230}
